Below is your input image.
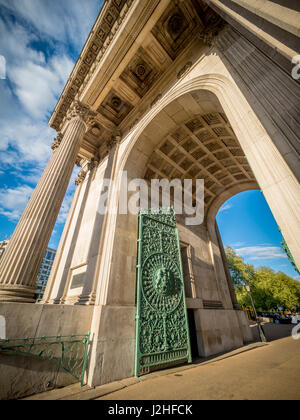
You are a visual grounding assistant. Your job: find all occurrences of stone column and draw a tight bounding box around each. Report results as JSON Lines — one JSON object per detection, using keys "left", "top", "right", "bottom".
{"left": 0, "top": 101, "right": 95, "bottom": 303}
{"left": 216, "top": 26, "right": 300, "bottom": 268}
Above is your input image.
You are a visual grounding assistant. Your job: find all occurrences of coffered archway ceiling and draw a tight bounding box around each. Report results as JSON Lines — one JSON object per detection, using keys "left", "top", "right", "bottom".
{"left": 49, "top": 0, "right": 225, "bottom": 160}
{"left": 133, "top": 90, "right": 258, "bottom": 214}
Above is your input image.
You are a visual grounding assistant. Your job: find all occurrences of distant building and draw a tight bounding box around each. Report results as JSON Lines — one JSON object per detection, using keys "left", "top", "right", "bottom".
{"left": 35, "top": 248, "right": 56, "bottom": 301}
{"left": 0, "top": 239, "right": 56, "bottom": 301}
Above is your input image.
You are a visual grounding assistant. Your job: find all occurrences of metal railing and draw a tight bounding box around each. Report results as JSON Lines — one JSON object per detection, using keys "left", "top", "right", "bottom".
{"left": 0, "top": 332, "right": 91, "bottom": 387}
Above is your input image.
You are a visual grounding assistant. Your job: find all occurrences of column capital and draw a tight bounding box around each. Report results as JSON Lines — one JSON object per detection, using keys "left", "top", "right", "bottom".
{"left": 74, "top": 156, "right": 99, "bottom": 186}
{"left": 199, "top": 11, "right": 227, "bottom": 47}
{"left": 51, "top": 132, "right": 63, "bottom": 152}
{"left": 106, "top": 132, "right": 122, "bottom": 151}
{"left": 75, "top": 169, "right": 87, "bottom": 186}
{"left": 88, "top": 156, "right": 100, "bottom": 171}
{"left": 66, "top": 100, "right": 97, "bottom": 131}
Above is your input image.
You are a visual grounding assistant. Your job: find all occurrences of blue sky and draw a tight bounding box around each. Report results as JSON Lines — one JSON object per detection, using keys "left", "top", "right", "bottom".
{"left": 0, "top": 1, "right": 298, "bottom": 282}
{"left": 217, "top": 190, "right": 300, "bottom": 281}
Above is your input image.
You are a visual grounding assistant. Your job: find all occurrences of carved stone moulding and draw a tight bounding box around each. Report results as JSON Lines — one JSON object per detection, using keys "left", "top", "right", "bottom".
{"left": 0, "top": 285, "right": 36, "bottom": 303}
{"left": 177, "top": 61, "right": 193, "bottom": 80}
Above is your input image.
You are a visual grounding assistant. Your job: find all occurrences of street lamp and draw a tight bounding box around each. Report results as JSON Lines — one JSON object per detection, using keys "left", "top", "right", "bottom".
{"left": 245, "top": 283, "right": 267, "bottom": 343}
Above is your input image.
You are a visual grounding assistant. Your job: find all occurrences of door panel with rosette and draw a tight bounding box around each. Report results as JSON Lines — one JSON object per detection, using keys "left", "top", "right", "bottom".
{"left": 135, "top": 208, "right": 192, "bottom": 376}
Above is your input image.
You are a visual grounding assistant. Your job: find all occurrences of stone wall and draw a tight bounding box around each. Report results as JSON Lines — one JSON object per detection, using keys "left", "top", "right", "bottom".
{"left": 0, "top": 303, "right": 94, "bottom": 400}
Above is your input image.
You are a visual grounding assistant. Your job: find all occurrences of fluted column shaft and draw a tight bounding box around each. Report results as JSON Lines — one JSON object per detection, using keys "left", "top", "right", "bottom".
{"left": 0, "top": 102, "right": 94, "bottom": 302}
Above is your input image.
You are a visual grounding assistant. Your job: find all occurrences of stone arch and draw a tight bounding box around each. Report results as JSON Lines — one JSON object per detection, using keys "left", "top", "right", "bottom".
{"left": 95, "top": 72, "right": 300, "bottom": 308}
{"left": 206, "top": 181, "right": 259, "bottom": 224}
{"left": 87, "top": 71, "right": 300, "bottom": 387}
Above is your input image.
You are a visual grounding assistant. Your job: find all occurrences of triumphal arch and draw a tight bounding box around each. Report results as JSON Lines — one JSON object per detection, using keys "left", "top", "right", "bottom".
{"left": 0, "top": 0, "right": 299, "bottom": 398}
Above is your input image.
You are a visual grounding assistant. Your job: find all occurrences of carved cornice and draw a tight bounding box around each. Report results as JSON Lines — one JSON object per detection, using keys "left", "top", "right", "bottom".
{"left": 49, "top": 0, "right": 134, "bottom": 132}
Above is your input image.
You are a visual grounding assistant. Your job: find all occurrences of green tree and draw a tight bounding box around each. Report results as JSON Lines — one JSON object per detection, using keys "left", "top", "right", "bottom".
{"left": 225, "top": 246, "right": 255, "bottom": 286}
{"left": 225, "top": 246, "right": 300, "bottom": 312}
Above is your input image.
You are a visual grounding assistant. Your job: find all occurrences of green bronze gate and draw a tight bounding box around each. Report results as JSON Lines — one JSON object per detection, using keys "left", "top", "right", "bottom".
{"left": 135, "top": 208, "right": 192, "bottom": 376}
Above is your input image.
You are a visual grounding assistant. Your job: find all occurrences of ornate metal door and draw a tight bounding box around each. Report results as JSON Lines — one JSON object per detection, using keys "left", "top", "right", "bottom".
{"left": 135, "top": 208, "right": 192, "bottom": 376}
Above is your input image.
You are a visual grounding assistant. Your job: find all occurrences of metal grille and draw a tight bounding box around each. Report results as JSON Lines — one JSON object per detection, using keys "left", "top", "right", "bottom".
{"left": 135, "top": 207, "right": 192, "bottom": 376}
{"left": 0, "top": 333, "right": 90, "bottom": 386}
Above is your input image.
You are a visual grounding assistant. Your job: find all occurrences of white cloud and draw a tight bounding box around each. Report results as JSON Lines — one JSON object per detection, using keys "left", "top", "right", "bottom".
{"left": 219, "top": 203, "right": 232, "bottom": 213}
{"left": 57, "top": 194, "right": 74, "bottom": 224}
{"left": 0, "top": 1, "right": 102, "bottom": 172}
{"left": 0, "top": 117, "right": 54, "bottom": 167}
{"left": 232, "top": 242, "right": 246, "bottom": 247}
{"left": 0, "top": 1, "right": 100, "bottom": 246}
{"left": 0, "top": 6, "right": 75, "bottom": 169}
{"left": 0, "top": 169, "right": 77, "bottom": 224}
{"left": 0, "top": 0, "right": 102, "bottom": 48}
{"left": 10, "top": 55, "right": 74, "bottom": 119}
{"left": 0, "top": 185, "right": 33, "bottom": 221}
{"left": 0, "top": 55, "right": 6, "bottom": 79}
{"left": 235, "top": 246, "right": 288, "bottom": 260}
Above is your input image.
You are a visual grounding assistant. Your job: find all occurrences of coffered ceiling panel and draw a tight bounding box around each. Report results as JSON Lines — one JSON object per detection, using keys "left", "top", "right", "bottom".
{"left": 144, "top": 112, "right": 257, "bottom": 211}
{"left": 151, "top": 1, "right": 202, "bottom": 60}
{"left": 97, "top": 89, "right": 134, "bottom": 126}
{"left": 120, "top": 47, "right": 163, "bottom": 98}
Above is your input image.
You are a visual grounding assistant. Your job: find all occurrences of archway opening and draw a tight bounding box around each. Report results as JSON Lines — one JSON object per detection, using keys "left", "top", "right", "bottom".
{"left": 113, "top": 88, "right": 268, "bottom": 364}
{"left": 216, "top": 190, "right": 300, "bottom": 325}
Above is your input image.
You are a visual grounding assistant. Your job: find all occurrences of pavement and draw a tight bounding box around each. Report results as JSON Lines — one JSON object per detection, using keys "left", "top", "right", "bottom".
{"left": 250, "top": 321, "right": 296, "bottom": 342}
{"left": 24, "top": 334, "right": 300, "bottom": 400}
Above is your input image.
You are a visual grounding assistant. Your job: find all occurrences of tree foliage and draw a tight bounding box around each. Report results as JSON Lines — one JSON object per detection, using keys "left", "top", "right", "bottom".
{"left": 225, "top": 246, "right": 300, "bottom": 311}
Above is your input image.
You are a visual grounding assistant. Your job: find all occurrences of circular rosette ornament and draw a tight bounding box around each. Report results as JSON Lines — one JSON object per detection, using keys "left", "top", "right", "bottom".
{"left": 142, "top": 253, "right": 182, "bottom": 313}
